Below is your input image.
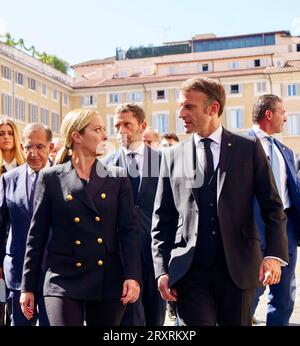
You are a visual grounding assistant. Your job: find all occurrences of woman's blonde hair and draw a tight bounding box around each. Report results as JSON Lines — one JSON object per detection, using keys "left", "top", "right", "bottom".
{"left": 0, "top": 117, "right": 25, "bottom": 174}
{"left": 55, "top": 108, "right": 99, "bottom": 165}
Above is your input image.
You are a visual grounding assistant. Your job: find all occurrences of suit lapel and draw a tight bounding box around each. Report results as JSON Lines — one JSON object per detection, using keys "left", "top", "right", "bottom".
{"left": 14, "top": 165, "right": 31, "bottom": 216}
{"left": 61, "top": 161, "right": 99, "bottom": 215}
{"left": 217, "top": 128, "right": 235, "bottom": 201}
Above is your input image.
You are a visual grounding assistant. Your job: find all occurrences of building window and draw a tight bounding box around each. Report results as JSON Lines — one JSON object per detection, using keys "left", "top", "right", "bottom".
{"left": 118, "top": 70, "right": 128, "bottom": 78}
{"left": 152, "top": 113, "right": 169, "bottom": 134}
{"left": 254, "top": 59, "right": 261, "bottom": 67}
{"left": 175, "top": 111, "right": 185, "bottom": 134}
{"left": 284, "top": 113, "right": 300, "bottom": 135}
{"left": 52, "top": 112, "right": 60, "bottom": 132}
{"left": 52, "top": 88, "right": 58, "bottom": 101}
{"left": 15, "top": 98, "right": 25, "bottom": 121}
{"left": 202, "top": 64, "right": 209, "bottom": 72}
{"left": 152, "top": 89, "right": 168, "bottom": 102}
{"left": 106, "top": 114, "right": 116, "bottom": 138}
{"left": 230, "top": 84, "right": 240, "bottom": 94}
{"left": 63, "top": 93, "right": 69, "bottom": 106}
{"left": 1, "top": 66, "right": 12, "bottom": 80}
{"left": 28, "top": 78, "right": 36, "bottom": 91}
{"left": 28, "top": 103, "right": 38, "bottom": 123}
{"left": 42, "top": 83, "right": 47, "bottom": 96}
{"left": 226, "top": 108, "right": 245, "bottom": 130}
{"left": 169, "top": 66, "right": 176, "bottom": 75}
{"left": 127, "top": 92, "right": 144, "bottom": 103}
{"left": 255, "top": 81, "right": 268, "bottom": 94}
{"left": 297, "top": 44, "right": 300, "bottom": 52}
{"left": 229, "top": 61, "right": 240, "bottom": 69}
{"left": 15, "top": 72, "right": 24, "bottom": 86}
{"left": 41, "top": 108, "right": 49, "bottom": 125}
{"left": 108, "top": 93, "right": 120, "bottom": 105}
{"left": 287, "top": 84, "right": 299, "bottom": 97}
{"left": 1, "top": 94, "right": 12, "bottom": 117}
{"left": 81, "top": 95, "right": 97, "bottom": 107}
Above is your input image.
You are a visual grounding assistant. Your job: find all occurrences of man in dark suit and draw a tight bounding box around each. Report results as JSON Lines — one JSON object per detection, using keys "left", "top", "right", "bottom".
{"left": 250, "top": 94, "right": 300, "bottom": 325}
{"left": 103, "top": 103, "right": 164, "bottom": 326}
{"left": 0, "top": 123, "right": 53, "bottom": 326}
{"left": 151, "top": 77, "right": 289, "bottom": 326}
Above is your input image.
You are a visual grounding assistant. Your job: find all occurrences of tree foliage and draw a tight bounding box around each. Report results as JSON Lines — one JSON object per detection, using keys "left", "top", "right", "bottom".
{"left": 0, "top": 33, "right": 69, "bottom": 74}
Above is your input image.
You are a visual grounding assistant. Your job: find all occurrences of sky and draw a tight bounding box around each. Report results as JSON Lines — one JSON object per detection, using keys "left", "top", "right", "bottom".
{"left": 0, "top": 0, "right": 300, "bottom": 66}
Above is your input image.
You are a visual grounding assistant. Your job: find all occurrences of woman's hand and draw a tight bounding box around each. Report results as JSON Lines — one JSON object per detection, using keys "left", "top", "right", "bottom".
{"left": 121, "top": 279, "right": 140, "bottom": 305}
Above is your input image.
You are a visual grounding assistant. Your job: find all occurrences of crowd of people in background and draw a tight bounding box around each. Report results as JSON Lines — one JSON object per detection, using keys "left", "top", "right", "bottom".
{"left": 0, "top": 76, "right": 299, "bottom": 326}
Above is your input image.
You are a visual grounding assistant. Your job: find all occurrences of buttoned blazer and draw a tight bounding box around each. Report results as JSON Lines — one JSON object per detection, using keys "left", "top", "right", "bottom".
{"left": 21, "top": 160, "right": 141, "bottom": 301}
{"left": 0, "top": 164, "right": 35, "bottom": 290}
{"left": 151, "top": 128, "right": 288, "bottom": 290}
{"left": 102, "top": 146, "right": 161, "bottom": 268}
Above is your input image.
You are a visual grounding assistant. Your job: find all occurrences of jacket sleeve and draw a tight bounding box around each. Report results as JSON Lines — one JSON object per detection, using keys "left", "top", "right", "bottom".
{"left": 21, "top": 171, "right": 51, "bottom": 293}
{"left": 151, "top": 150, "right": 179, "bottom": 280}
{"left": 253, "top": 138, "right": 289, "bottom": 262}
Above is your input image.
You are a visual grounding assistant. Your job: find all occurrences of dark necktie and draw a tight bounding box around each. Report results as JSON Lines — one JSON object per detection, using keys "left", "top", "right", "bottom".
{"left": 29, "top": 171, "right": 39, "bottom": 212}
{"left": 201, "top": 138, "right": 214, "bottom": 185}
{"left": 127, "top": 153, "right": 140, "bottom": 202}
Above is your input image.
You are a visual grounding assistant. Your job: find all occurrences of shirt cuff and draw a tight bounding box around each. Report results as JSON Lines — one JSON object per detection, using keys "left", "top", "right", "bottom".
{"left": 264, "top": 256, "right": 288, "bottom": 266}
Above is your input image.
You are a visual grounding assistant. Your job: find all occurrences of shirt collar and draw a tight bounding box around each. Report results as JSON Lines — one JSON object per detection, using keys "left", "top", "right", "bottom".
{"left": 2, "top": 158, "right": 17, "bottom": 168}
{"left": 123, "top": 143, "right": 145, "bottom": 157}
{"left": 252, "top": 125, "right": 271, "bottom": 140}
{"left": 193, "top": 125, "right": 223, "bottom": 146}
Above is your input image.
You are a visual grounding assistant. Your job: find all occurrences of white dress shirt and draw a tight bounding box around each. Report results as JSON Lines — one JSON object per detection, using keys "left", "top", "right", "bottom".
{"left": 252, "top": 125, "right": 291, "bottom": 210}
{"left": 2, "top": 158, "right": 17, "bottom": 172}
{"left": 122, "top": 143, "right": 145, "bottom": 189}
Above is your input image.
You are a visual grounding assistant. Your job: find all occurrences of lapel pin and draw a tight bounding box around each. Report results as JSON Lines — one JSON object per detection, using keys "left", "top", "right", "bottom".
{"left": 228, "top": 143, "right": 232, "bottom": 147}
{"left": 282, "top": 147, "right": 286, "bottom": 151}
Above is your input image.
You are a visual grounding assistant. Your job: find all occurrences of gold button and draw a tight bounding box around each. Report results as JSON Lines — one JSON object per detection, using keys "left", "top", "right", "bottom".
{"left": 95, "top": 216, "right": 101, "bottom": 222}
{"left": 97, "top": 238, "right": 103, "bottom": 244}
{"left": 76, "top": 262, "right": 82, "bottom": 268}
{"left": 97, "top": 260, "right": 104, "bottom": 266}
{"left": 75, "top": 240, "right": 81, "bottom": 246}
{"left": 66, "top": 194, "right": 73, "bottom": 201}
{"left": 74, "top": 217, "right": 80, "bottom": 223}
{"left": 101, "top": 193, "right": 106, "bottom": 199}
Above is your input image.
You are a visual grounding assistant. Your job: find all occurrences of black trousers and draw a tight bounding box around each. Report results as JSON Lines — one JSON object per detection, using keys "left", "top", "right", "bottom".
{"left": 175, "top": 262, "right": 255, "bottom": 326}
{"left": 44, "top": 296, "right": 126, "bottom": 326}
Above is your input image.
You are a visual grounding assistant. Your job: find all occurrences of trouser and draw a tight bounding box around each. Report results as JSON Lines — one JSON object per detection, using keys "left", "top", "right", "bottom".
{"left": 175, "top": 263, "right": 254, "bottom": 326}
{"left": 252, "top": 207, "right": 298, "bottom": 325}
{"left": 44, "top": 296, "right": 125, "bottom": 326}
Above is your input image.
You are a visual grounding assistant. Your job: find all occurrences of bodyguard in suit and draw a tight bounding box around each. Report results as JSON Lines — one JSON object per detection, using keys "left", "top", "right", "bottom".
{"left": 103, "top": 103, "right": 165, "bottom": 326}
{"left": 151, "top": 77, "right": 289, "bottom": 326}
{"left": 20, "top": 109, "right": 141, "bottom": 326}
{"left": 0, "top": 123, "right": 53, "bottom": 326}
{"left": 250, "top": 94, "right": 300, "bottom": 325}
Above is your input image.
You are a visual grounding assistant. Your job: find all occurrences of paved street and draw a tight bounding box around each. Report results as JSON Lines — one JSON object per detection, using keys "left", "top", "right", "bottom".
{"left": 164, "top": 248, "right": 300, "bottom": 326}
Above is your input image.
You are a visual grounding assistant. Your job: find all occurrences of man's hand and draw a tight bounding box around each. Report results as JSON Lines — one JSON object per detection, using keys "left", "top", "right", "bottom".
{"left": 121, "top": 279, "right": 140, "bottom": 305}
{"left": 20, "top": 292, "right": 35, "bottom": 320}
{"left": 157, "top": 274, "right": 177, "bottom": 301}
{"left": 259, "top": 258, "right": 281, "bottom": 286}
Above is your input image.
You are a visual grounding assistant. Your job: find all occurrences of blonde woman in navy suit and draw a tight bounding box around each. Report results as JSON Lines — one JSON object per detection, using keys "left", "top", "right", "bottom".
{"left": 20, "top": 109, "right": 141, "bottom": 326}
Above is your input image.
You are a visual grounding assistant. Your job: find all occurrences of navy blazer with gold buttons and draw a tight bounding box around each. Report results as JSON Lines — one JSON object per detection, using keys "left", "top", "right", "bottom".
{"left": 21, "top": 159, "right": 141, "bottom": 301}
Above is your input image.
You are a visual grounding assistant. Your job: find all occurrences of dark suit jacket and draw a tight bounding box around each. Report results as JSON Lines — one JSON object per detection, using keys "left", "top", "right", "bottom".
{"left": 151, "top": 128, "right": 289, "bottom": 290}
{"left": 21, "top": 160, "right": 141, "bottom": 301}
{"left": 248, "top": 129, "right": 300, "bottom": 242}
{"left": 102, "top": 146, "right": 161, "bottom": 268}
{"left": 0, "top": 164, "right": 35, "bottom": 290}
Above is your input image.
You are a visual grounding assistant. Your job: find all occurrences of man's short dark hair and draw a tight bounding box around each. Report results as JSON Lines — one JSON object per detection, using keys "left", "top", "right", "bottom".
{"left": 180, "top": 77, "right": 226, "bottom": 116}
{"left": 114, "top": 103, "right": 146, "bottom": 124}
{"left": 252, "top": 94, "right": 282, "bottom": 123}
{"left": 162, "top": 132, "right": 179, "bottom": 142}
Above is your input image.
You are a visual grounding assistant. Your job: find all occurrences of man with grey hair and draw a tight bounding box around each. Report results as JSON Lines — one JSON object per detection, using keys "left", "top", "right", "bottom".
{"left": 249, "top": 94, "right": 300, "bottom": 325}
{"left": 0, "top": 123, "right": 53, "bottom": 325}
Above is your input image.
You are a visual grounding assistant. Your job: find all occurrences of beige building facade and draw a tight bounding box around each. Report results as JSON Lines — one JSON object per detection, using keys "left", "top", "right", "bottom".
{"left": 1, "top": 31, "right": 300, "bottom": 153}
